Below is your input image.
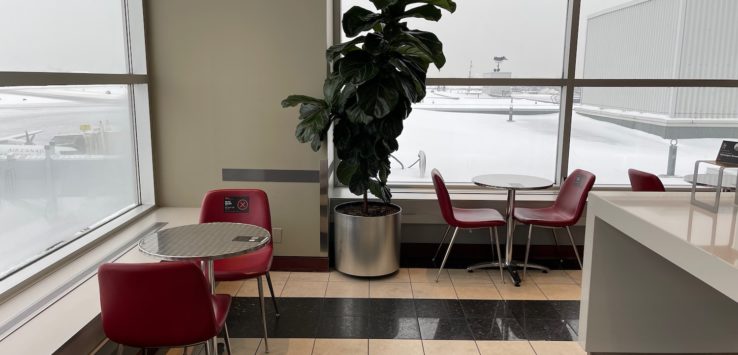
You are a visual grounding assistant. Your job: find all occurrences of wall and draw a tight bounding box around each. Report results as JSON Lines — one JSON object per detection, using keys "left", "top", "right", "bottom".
{"left": 145, "top": 0, "right": 328, "bottom": 257}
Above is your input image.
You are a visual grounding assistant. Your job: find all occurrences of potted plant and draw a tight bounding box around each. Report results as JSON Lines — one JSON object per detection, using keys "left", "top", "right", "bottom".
{"left": 282, "top": 0, "right": 456, "bottom": 276}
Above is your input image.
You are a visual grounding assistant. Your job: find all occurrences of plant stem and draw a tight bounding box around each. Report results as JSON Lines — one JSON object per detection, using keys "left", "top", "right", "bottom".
{"left": 363, "top": 190, "right": 368, "bottom": 214}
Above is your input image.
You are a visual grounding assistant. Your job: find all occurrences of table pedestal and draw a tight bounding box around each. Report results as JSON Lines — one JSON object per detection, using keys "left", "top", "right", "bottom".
{"left": 466, "top": 189, "right": 550, "bottom": 286}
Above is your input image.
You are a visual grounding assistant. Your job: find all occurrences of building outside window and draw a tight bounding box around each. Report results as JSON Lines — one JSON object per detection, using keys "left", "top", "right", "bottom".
{"left": 0, "top": 0, "right": 151, "bottom": 283}
{"left": 338, "top": 0, "right": 738, "bottom": 186}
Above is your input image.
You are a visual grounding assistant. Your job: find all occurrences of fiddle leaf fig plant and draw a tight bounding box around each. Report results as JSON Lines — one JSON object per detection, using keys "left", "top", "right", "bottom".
{"left": 282, "top": 0, "right": 456, "bottom": 214}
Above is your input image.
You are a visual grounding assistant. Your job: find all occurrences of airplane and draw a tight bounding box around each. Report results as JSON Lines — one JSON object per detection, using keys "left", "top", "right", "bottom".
{"left": 0, "top": 130, "right": 75, "bottom": 156}
{"left": 0, "top": 130, "right": 43, "bottom": 145}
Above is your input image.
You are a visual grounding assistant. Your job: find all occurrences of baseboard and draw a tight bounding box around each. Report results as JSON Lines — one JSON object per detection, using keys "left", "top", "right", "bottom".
{"left": 272, "top": 256, "right": 329, "bottom": 272}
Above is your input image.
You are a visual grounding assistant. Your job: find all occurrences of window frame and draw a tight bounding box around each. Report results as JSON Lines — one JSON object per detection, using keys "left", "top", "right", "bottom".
{"left": 332, "top": 0, "right": 738, "bottom": 188}
{"left": 0, "top": 0, "right": 154, "bottom": 295}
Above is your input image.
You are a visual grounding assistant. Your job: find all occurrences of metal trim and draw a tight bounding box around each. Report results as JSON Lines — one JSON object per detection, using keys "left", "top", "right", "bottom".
{"left": 426, "top": 78, "right": 738, "bottom": 87}
{"left": 222, "top": 168, "right": 320, "bottom": 183}
{"left": 0, "top": 72, "right": 148, "bottom": 87}
{"left": 0, "top": 222, "right": 167, "bottom": 342}
{"left": 320, "top": 160, "right": 329, "bottom": 252}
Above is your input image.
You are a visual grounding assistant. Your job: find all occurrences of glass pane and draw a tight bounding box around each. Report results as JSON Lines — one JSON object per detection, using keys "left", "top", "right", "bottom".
{"left": 340, "top": 0, "right": 568, "bottom": 78}
{"left": 390, "top": 86, "right": 561, "bottom": 183}
{"left": 577, "top": 0, "right": 738, "bottom": 79}
{"left": 569, "top": 87, "right": 738, "bottom": 185}
{"left": 0, "top": 85, "right": 138, "bottom": 278}
{"left": 0, "top": 0, "right": 127, "bottom": 73}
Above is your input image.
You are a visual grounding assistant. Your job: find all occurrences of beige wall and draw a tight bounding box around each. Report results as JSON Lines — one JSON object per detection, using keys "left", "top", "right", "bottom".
{"left": 146, "top": 0, "right": 328, "bottom": 256}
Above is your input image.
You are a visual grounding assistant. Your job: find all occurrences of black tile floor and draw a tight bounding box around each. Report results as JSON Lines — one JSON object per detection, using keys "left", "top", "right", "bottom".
{"left": 227, "top": 297, "right": 579, "bottom": 342}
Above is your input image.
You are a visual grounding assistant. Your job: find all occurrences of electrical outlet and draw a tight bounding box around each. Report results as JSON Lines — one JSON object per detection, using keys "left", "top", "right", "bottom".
{"left": 272, "top": 227, "right": 283, "bottom": 243}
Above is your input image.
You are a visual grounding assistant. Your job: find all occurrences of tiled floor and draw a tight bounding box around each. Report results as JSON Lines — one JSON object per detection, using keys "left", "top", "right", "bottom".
{"left": 161, "top": 268, "right": 584, "bottom": 355}
{"left": 216, "top": 268, "right": 582, "bottom": 301}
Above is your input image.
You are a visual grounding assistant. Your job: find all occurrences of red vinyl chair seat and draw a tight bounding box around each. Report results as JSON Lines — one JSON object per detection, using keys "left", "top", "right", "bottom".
{"left": 452, "top": 207, "right": 505, "bottom": 228}
{"left": 513, "top": 207, "right": 575, "bottom": 227}
{"left": 214, "top": 244, "right": 273, "bottom": 281}
{"left": 212, "top": 294, "right": 231, "bottom": 331}
{"left": 628, "top": 168, "right": 666, "bottom": 192}
{"left": 98, "top": 262, "right": 230, "bottom": 349}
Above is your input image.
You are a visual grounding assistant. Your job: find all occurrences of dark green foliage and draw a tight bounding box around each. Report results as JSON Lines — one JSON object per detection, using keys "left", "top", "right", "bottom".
{"left": 282, "top": 0, "right": 455, "bottom": 206}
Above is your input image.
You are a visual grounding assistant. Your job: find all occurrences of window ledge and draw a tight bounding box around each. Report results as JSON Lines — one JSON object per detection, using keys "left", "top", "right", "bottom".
{"left": 0, "top": 207, "right": 205, "bottom": 354}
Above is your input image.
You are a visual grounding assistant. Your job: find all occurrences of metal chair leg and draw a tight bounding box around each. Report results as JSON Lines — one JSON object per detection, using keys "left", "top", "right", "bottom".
{"left": 492, "top": 227, "right": 505, "bottom": 283}
{"left": 205, "top": 344, "right": 212, "bottom": 355}
{"left": 265, "top": 272, "right": 280, "bottom": 317}
{"left": 565, "top": 226, "right": 583, "bottom": 269}
{"left": 257, "top": 276, "right": 269, "bottom": 353}
{"left": 523, "top": 225, "right": 533, "bottom": 280}
{"left": 436, "top": 227, "right": 459, "bottom": 282}
{"left": 116, "top": 344, "right": 124, "bottom": 355}
{"left": 223, "top": 323, "right": 233, "bottom": 355}
{"left": 432, "top": 225, "right": 451, "bottom": 262}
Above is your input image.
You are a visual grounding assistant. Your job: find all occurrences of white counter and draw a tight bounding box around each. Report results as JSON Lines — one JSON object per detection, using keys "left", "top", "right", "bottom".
{"left": 580, "top": 191, "right": 738, "bottom": 354}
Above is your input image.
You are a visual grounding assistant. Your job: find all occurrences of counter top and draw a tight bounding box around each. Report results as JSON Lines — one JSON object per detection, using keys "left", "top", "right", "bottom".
{"left": 589, "top": 191, "right": 738, "bottom": 302}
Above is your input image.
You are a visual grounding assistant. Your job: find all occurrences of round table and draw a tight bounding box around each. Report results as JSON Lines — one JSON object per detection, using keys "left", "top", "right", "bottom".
{"left": 468, "top": 174, "right": 554, "bottom": 286}
{"left": 138, "top": 222, "right": 270, "bottom": 353}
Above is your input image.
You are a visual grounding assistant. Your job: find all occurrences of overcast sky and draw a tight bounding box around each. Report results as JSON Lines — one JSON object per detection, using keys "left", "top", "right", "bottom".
{"left": 0, "top": 0, "right": 633, "bottom": 77}
{"left": 0, "top": 0, "right": 126, "bottom": 73}
{"left": 342, "top": 0, "right": 635, "bottom": 78}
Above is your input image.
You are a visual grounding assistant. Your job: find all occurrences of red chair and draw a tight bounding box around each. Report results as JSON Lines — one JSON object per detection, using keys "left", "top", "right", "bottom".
{"left": 200, "top": 189, "right": 277, "bottom": 351}
{"left": 513, "top": 169, "right": 595, "bottom": 278}
{"left": 628, "top": 168, "right": 665, "bottom": 192}
{"left": 98, "top": 262, "right": 232, "bottom": 355}
{"left": 431, "top": 169, "right": 506, "bottom": 282}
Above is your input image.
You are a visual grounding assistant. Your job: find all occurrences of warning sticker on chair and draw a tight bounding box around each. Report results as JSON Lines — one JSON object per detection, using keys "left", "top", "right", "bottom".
{"left": 224, "top": 196, "right": 250, "bottom": 213}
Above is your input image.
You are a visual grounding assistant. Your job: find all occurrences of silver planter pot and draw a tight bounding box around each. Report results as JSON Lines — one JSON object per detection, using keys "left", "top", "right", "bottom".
{"left": 334, "top": 202, "right": 402, "bottom": 277}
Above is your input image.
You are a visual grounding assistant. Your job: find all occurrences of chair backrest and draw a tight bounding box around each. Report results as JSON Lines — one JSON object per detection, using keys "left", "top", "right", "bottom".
{"left": 98, "top": 262, "right": 218, "bottom": 348}
{"left": 628, "top": 169, "right": 665, "bottom": 192}
{"left": 431, "top": 169, "right": 457, "bottom": 225}
{"left": 553, "top": 169, "right": 596, "bottom": 222}
{"left": 199, "top": 189, "right": 272, "bottom": 235}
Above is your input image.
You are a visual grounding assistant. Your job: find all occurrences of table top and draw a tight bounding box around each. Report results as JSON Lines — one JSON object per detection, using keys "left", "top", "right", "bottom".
{"left": 138, "top": 222, "right": 271, "bottom": 261}
{"left": 684, "top": 173, "right": 737, "bottom": 189}
{"left": 589, "top": 191, "right": 738, "bottom": 301}
{"left": 472, "top": 174, "right": 554, "bottom": 190}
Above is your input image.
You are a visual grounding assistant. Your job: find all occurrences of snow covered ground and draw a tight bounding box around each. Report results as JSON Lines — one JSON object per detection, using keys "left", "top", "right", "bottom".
{"left": 390, "top": 91, "right": 731, "bottom": 185}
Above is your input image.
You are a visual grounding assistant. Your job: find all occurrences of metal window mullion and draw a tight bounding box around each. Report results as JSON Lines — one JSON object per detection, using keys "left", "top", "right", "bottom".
{"left": 0, "top": 72, "right": 147, "bottom": 87}
{"left": 556, "top": 0, "right": 582, "bottom": 185}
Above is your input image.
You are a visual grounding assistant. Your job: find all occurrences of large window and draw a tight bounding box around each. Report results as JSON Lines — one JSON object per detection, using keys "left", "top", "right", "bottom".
{"left": 0, "top": 0, "right": 151, "bottom": 282}
{"left": 337, "top": 0, "right": 738, "bottom": 186}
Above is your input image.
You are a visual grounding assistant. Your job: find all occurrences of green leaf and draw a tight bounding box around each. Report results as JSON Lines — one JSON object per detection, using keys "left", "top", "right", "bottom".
{"left": 336, "top": 159, "right": 359, "bottom": 185}
{"left": 323, "top": 72, "right": 345, "bottom": 107}
{"left": 368, "top": 179, "right": 392, "bottom": 203}
{"left": 402, "top": 0, "right": 456, "bottom": 12}
{"left": 363, "top": 33, "right": 388, "bottom": 56}
{"left": 407, "top": 30, "right": 446, "bottom": 67}
{"left": 392, "top": 44, "right": 433, "bottom": 65}
{"left": 389, "top": 58, "right": 426, "bottom": 102}
{"left": 294, "top": 104, "right": 330, "bottom": 152}
{"left": 349, "top": 173, "right": 369, "bottom": 196}
{"left": 281, "top": 95, "right": 325, "bottom": 108}
{"left": 400, "top": 4, "right": 442, "bottom": 21}
{"left": 338, "top": 51, "right": 379, "bottom": 85}
{"left": 370, "top": 0, "right": 399, "bottom": 10}
{"left": 346, "top": 103, "right": 375, "bottom": 124}
{"left": 326, "top": 36, "right": 366, "bottom": 63}
{"left": 356, "top": 78, "right": 399, "bottom": 119}
{"left": 342, "top": 6, "right": 381, "bottom": 38}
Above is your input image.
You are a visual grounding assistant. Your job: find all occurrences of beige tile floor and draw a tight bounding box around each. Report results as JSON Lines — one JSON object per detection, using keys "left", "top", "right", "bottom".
{"left": 214, "top": 267, "right": 581, "bottom": 301}
{"left": 164, "top": 339, "right": 585, "bottom": 355}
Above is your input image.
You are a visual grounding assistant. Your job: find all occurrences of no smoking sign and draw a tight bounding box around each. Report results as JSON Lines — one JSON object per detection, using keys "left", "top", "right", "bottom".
{"left": 224, "top": 196, "right": 250, "bottom": 213}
